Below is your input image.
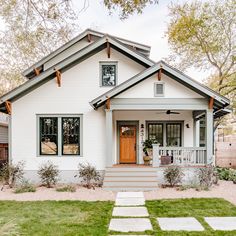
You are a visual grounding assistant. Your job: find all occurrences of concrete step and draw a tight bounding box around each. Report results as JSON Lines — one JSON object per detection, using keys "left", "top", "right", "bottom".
{"left": 104, "top": 176, "right": 157, "bottom": 182}
{"left": 105, "top": 171, "right": 157, "bottom": 177}
{"left": 105, "top": 167, "right": 158, "bottom": 172}
{"left": 104, "top": 186, "right": 158, "bottom": 191}
{"left": 103, "top": 181, "right": 158, "bottom": 187}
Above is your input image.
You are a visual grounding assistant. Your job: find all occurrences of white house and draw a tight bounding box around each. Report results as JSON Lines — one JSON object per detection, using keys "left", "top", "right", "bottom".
{"left": 0, "top": 29, "right": 230, "bottom": 190}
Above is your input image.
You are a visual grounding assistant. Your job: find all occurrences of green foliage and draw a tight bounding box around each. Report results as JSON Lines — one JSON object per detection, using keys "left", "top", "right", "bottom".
{"left": 217, "top": 167, "right": 231, "bottom": 180}
{"left": 56, "top": 185, "right": 76, "bottom": 192}
{"left": 37, "top": 161, "right": 59, "bottom": 188}
{"left": 142, "top": 139, "right": 158, "bottom": 156}
{"left": 14, "top": 179, "right": 36, "bottom": 194}
{"left": 104, "top": 0, "right": 158, "bottom": 19}
{"left": 0, "top": 219, "right": 19, "bottom": 236}
{"left": 76, "top": 163, "right": 101, "bottom": 189}
{"left": 163, "top": 166, "right": 184, "bottom": 187}
{"left": 0, "top": 162, "right": 24, "bottom": 188}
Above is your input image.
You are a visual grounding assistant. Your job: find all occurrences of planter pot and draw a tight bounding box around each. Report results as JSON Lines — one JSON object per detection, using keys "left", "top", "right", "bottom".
{"left": 143, "top": 156, "right": 152, "bottom": 166}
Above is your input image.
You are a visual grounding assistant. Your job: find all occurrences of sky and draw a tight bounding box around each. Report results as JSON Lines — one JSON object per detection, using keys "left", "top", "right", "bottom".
{"left": 0, "top": 0, "right": 211, "bottom": 82}
{"left": 73, "top": 0, "right": 211, "bottom": 82}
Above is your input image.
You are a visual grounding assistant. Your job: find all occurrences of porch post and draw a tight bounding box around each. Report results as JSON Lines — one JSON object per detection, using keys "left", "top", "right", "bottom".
{"left": 152, "top": 144, "right": 160, "bottom": 167}
{"left": 206, "top": 109, "right": 213, "bottom": 164}
{"left": 105, "top": 109, "right": 113, "bottom": 167}
{"left": 193, "top": 119, "right": 200, "bottom": 147}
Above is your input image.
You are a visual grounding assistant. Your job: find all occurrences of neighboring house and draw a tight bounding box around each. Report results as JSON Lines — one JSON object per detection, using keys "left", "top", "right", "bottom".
{"left": 0, "top": 112, "right": 8, "bottom": 166}
{"left": 0, "top": 29, "right": 230, "bottom": 190}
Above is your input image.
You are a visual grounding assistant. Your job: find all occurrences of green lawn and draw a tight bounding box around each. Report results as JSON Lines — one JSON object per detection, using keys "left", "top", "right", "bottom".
{"left": 146, "top": 198, "right": 236, "bottom": 236}
{"left": 0, "top": 201, "right": 113, "bottom": 236}
{"left": 0, "top": 198, "right": 236, "bottom": 236}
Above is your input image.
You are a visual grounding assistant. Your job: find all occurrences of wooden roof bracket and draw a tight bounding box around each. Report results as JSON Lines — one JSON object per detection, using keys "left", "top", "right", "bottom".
{"left": 157, "top": 65, "right": 163, "bottom": 81}
{"left": 105, "top": 96, "right": 110, "bottom": 110}
{"left": 87, "top": 33, "right": 92, "bottom": 42}
{"left": 34, "top": 68, "right": 40, "bottom": 76}
{"left": 209, "top": 97, "right": 214, "bottom": 109}
{"left": 5, "top": 101, "right": 12, "bottom": 115}
{"left": 106, "top": 39, "right": 111, "bottom": 58}
{"left": 55, "top": 70, "right": 61, "bottom": 87}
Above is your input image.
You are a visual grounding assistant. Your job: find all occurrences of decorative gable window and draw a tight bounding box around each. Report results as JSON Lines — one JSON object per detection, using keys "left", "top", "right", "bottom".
{"left": 38, "top": 115, "right": 82, "bottom": 156}
{"left": 154, "top": 82, "right": 165, "bottom": 97}
{"left": 100, "top": 62, "right": 117, "bottom": 86}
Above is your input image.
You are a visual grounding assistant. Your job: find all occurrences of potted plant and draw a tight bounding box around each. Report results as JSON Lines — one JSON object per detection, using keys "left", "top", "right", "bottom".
{"left": 142, "top": 139, "right": 157, "bottom": 165}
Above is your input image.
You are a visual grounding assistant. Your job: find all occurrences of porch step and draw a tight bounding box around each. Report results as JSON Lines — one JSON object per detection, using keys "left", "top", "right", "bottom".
{"left": 103, "top": 167, "right": 158, "bottom": 191}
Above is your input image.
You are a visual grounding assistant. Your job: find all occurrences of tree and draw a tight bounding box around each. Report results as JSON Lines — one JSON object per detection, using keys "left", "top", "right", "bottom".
{"left": 0, "top": 0, "right": 158, "bottom": 96}
{"left": 166, "top": 0, "right": 236, "bottom": 127}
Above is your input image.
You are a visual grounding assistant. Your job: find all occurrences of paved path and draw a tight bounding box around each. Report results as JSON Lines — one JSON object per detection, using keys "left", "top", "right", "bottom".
{"left": 109, "top": 191, "right": 236, "bottom": 234}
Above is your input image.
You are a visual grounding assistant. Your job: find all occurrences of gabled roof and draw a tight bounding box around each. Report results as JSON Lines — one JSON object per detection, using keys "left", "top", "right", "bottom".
{"left": 23, "top": 28, "right": 151, "bottom": 78}
{"left": 90, "top": 60, "right": 230, "bottom": 110}
{"left": 0, "top": 35, "right": 155, "bottom": 111}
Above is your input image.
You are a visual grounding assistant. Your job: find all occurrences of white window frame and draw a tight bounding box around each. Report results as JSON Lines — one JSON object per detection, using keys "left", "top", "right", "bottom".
{"left": 154, "top": 81, "right": 165, "bottom": 97}
{"left": 36, "top": 114, "right": 83, "bottom": 157}
{"left": 99, "top": 61, "right": 118, "bottom": 87}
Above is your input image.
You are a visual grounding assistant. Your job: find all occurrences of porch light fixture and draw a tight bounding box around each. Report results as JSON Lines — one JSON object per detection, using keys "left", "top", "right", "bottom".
{"left": 186, "top": 123, "right": 190, "bottom": 128}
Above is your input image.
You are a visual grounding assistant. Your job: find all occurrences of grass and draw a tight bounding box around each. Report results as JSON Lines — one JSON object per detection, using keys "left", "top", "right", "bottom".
{"left": 0, "top": 198, "right": 236, "bottom": 235}
{"left": 146, "top": 198, "right": 236, "bottom": 236}
{"left": 0, "top": 201, "right": 113, "bottom": 236}
{"left": 56, "top": 185, "right": 76, "bottom": 192}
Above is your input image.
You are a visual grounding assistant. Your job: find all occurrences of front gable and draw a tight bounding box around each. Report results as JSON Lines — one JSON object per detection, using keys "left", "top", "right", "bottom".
{"left": 115, "top": 73, "right": 203, "bottom": 99}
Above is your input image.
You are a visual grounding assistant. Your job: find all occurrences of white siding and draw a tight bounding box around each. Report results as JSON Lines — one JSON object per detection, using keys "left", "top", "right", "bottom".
{"left": 115, "top": 74, "right": 203, "bottom": 99}
{"left": 11, "top": 48, "right": 145, "bottom": 171}
{"left": 0, "top": 126, "right": 8, "bottom": 143}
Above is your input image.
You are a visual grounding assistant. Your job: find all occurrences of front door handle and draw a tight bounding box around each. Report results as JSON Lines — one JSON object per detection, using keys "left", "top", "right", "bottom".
{"left": 134, "top": 144, "right": 136, "bottom": 151}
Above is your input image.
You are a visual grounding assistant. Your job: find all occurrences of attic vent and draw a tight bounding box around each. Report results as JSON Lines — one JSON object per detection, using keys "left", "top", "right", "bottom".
{"left": 154, "top": 82, "right": 165, "bottom": 97}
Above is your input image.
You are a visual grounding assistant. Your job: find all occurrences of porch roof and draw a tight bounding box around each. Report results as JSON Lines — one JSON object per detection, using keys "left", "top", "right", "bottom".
{"left": 90, "top": 61, "right": 230, "bottom": 114}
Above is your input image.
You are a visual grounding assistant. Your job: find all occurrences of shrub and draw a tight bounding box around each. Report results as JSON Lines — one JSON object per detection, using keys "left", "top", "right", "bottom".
{"left": 38, "top": 161, "right": 59, "bottom": 188}
{"left": 163, "top": 166, "right": 184, "bottom": 187}
{"left": 216, "top": 167, "right": 232, "bottom": 180}
{"left": 76, "top": 163, "right": 101, "bottom": 189}
{"left": 196, "top": 165, "right": 218, "bottom": 190}
{"left": 56, "top": 185, "right": 76, "bottom": 192}
{"left": 0, "top": 162, "right": 24, "bottom": 189}
{"left": 230, "top": 170, "right": 236, "bottom": 184}
{"left": 14, "top": 179, "right": 36, "bottom": 194}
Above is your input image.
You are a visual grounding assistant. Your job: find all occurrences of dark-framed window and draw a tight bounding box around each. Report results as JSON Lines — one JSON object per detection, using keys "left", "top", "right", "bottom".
{"left": 147, "top": 123, "right": 163, "bottom": 146}
{"left": 100, "top": 62, "right": 117, "bottom": 86}
{"left": 38, "top": 115, "right": 82, "bottom": 156}
{"left": 147, "top": 121, "right": 183, "bottom": 147}
{"left": 39, "top": 117, "right": 58, "bottom": 155}
{"left": 166, "top": 123, "right": 182, "bottom": 147}
{"left": 62, "top": 117, "right": 80, "bottom": 155}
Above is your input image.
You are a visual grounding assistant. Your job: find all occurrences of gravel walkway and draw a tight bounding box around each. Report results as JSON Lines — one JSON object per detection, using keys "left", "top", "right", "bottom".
{"left": 145, "top": 180, "right": 236, "bottom": 206}
{"left": 0, "top": 181, "right": 235, "bottom": 205}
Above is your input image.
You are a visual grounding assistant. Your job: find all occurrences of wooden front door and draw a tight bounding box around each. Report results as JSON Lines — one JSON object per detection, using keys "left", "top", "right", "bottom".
{"left": 119, "top": 125, "right": 136, "bottom": 164}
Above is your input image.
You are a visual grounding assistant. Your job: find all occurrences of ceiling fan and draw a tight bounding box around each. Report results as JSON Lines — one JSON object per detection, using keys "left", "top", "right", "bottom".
{"left": 156, "top": 110, "right": 180, "bottom": 115}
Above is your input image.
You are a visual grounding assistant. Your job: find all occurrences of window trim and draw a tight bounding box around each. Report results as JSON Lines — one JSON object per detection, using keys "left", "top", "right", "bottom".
{"left": 154, "top": 82, "right": 165, "bottom": 97}
{"left": 99, "top": 61, "right": 118, "bottom": 87}
{"left": 36, "top": 114, "right": 83, "bottom": 157}
{"left": 146, "top": 120, "right": 184, "bottom": 147}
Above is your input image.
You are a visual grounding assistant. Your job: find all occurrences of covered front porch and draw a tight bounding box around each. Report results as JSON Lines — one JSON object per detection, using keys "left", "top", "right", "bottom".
{"left": 105, "top": 98, "right": 214, "bottom": 168}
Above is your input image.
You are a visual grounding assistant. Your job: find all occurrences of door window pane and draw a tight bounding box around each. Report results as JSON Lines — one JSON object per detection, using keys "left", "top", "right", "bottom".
{"left": 148, "top": 123, "right": 163, "bottom": 146}
{"left": 62, "top": 117, "right": 80, "bottom": 155}
{"left": 40, "top": 117, "right": 58, "bottom": 155}
{"left": 166, "top": 123, "right": 181, "bottom": 147}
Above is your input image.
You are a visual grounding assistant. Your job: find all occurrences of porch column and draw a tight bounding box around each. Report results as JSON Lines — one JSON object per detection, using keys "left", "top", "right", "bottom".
{"left": 193, "top": 119, "right": 200, "bottom": 147}
{"left": 206, "top": 109, "right": 213, "bottom": 164}
{"left": 105, "top": 109, "right": 113, "bottom": 167}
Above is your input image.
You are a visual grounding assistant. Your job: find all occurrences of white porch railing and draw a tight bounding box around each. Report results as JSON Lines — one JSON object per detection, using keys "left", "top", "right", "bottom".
{"left": 152, "top": 144, "right": 207, "bottom": 167}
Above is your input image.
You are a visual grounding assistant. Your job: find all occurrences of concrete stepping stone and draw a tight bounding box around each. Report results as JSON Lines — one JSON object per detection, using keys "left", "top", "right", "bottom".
{"left": 109, "top": 218, "right": 153, "bottom": 232}
{"left": 112, "top": 207, "right": 149, "bottom": 217}
{"left": 115, "top": 197, "right": 145, "bottom": 206}
{"left": 157, "top": 217, "right": 204, "bottom": 231}
{"left": 204, "top": 217, "right": 236, "bottom": 230}
{"left": 117, "top": 192, "right": 144, "bottom": 198}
